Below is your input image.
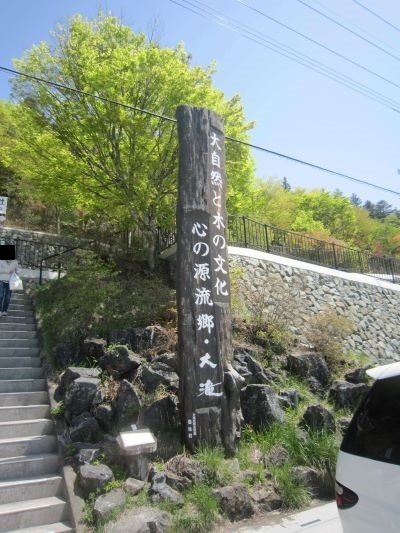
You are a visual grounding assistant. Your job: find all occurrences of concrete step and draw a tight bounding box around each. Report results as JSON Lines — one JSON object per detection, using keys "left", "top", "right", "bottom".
{"left": 0, "top": 379, "right": 46, "bottom": 393}
{"left": 0, "top": 367, "right": 43, "bottom": 379}
{"left": 0, "top": 405, "right": 50, "bottom": 422}
{"left": 0, "top": 316, "right": 35, "bottom": 324}
{"left": 0, "top": 347, "right": 40, "bottom": 356}
{"left": 7, "top": 304, "right": 33, "bottom": 312}
{"left": 0, "top": 435, "right": 57, "bottom": 458}
{"left": 0, "top": 338, "right": 39, "bottom": 348}
{"left": 0, "top": 391, "right": 49, "bottom": 406}
{"left": 0, "top": 311, "right": 34, "bottom": 319}
{"left": 0, "top": 357, "right": 41, "bottom": 368}
{"left": 0, "top": 322, "right": 36, "bottom": 331}
{"left": 0, "top": 473, "right": 64, "bottom": 504}
{"left": 0, "top": 496, "right": 69, "bottom": 532}
{"left": 0, "top": 329, "right": 37, "bottom": 339}
{"left": 0, "top": 453, "right": 60, "bottom": 479}
{"left": 8, "top": 521, "right": 73, "bottom": 533}
{"left": 0, "top": 419, "right": 55, "bottom": 439}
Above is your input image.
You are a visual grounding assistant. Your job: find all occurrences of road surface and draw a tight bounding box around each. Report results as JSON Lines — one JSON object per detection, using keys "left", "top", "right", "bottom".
{"left": 222, "top": 502, "right": 343, "bottom": 533}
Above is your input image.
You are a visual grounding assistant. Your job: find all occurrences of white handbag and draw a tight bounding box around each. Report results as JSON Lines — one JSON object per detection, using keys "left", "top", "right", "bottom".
{"left": 9, "top": 272, "right": 23, "bottom": 291}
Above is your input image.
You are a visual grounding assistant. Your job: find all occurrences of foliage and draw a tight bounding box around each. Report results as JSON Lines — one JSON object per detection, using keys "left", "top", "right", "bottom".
{"left": 172, "top": 484, "right": 220, "bottom": 533}
{"left": 33, "top": 252, "right": 175, "bottom": 365}
{"left": 33, "top": 250, "right": 121, "bottom": 360}
{"left": 195, "top": 445, "right": 234, "bottom": 486}
{"left": 7, "top": 13, "right": 255, "bottom": 259}
{"left": 231, "top": 268, "right": 295, "bottom": 355}
{"left": 270, "top": 463, "right": 311, "bottom": 509}
{"left": 304, "top": 307, "right": 354, "bottom": 372}
{"left": 50, "top": 401, "right": 65, "bottom": 418}
{"left": 241, "top": 417, "right": 339, "bottom": 508}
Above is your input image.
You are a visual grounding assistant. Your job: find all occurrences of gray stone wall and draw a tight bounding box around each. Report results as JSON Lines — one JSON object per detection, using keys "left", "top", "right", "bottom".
{"left": 229, "top": 247, "right": 400, "bottom": 364}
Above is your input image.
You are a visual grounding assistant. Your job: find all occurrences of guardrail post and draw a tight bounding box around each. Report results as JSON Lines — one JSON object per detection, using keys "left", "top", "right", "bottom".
{"left": 358, "top": 251, "right": 364, "bottom": 273}
{"left": 243, "top": 216, "right": 248, "bottom": 248}
{"left": 39, "top": 259, "right": 43, "bottom": 285}
{"left": 264, "top": 223, "right": 270, "bottom": 253}
{"left": 332, "top": 243, "right": 338, "bottom": 269}
{"left": 388, "top": 257, "right": 395, "bottom": 283}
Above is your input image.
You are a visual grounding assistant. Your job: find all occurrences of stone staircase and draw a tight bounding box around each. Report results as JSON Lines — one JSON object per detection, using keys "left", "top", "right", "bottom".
{"left": 0, "top": 291, "right": 74, "bottom": 532}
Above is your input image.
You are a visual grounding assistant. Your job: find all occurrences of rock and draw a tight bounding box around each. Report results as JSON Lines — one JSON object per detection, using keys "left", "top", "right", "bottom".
{"left": 112, "top": 380, "right": 141, "bottom": 426}
{"left": 108, "top": 325, "right": 175, "bottom": 354}
{"left": 278, "top": 389, "right": 299, "bottom": 409}
{"left": 55, "top": 366, "right": 102, "bottom": 402}
{"left": 250, "top": 484, "right": 282, "bottom": 511}
{"left": 64, "top": 377, "right": 100, "bottom": 422}
{"left": 287, "top": 353, "right": 330, "bottom": 389}
{"left": 264, "top": 445, "right": 289, "bottom": 468}
{"left": 125, "top": 455, "right": 151, "bottom": 481}
{"left": 152, "top": 352, "right": 179, "bottom": 373}
{"left": 140, "top": 365, "right": 179, "bottom": 393}
{"left": 337, "top": 417, "right": 352, "bottom": 433}
{"left": 306, "top": 376, "right": 326, "bottom": 396}
{"left": 69, "top": 412, "right": 101, "bottom": 443}
{"left": 213, "top": 484, "right": 254, "bottom": 521}
{"left": 94, "top": 404, "right": 114, "bottom": 432}
{"left": 138, "top": 395, "right": 179, "bottom": 432}
{"left": 93, "top": 488, "right": 125, "bottom": 521}
{"left": 106, "top": 506, "right": 172, "bottom": 533}
{"left": 78, "top": 463, "right": 114, "bottom": 496}
{"left": 164, "top": 471, "right": 191, "bottom": 492}
{"left": 241, "top": 385, "right": 285, "bottom": 430}
{"left": 328, "top": 380, "right": 370, "bottom": 409}
{"left": 81, "top": 338, "right": 107, "bottom": 361}
{"left": 100, "top": 345, "right": 141, "bottom": 378}
{"left": 54, "top": 341, "right": 79, "bottom": 368}
{"left": 300, "top": 405, "right": 336, "bottom": 433}
{"left": 233, "top": 350, "right": 275, "bottom": 385}
{"left": 150, "top": 471, "right": 184, "bottom": 505}
{"left": 291, "top": 466, "right": 333, "bottom": 499}
{"left": 73, "top": 445, "right": 102, "bottom": 465}
{"left": 165, "top": 454, "right": 208, "bottom": 485}
{"left": 123, "top": 477, "right": 147, "bottom": 495}
{"left": 345, "top": 367, "right": 370, "bottom": 384}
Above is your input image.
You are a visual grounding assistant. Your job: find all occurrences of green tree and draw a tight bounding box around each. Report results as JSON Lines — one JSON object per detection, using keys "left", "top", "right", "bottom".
{"left": 10, "top": 13, "right": 256, "bottom": 265}
{"left": 294, "top": 190, "right": 357, "bottom": 241}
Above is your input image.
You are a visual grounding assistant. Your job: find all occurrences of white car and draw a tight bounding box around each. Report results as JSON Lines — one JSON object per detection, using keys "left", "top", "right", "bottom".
{"left": 336, "top": 361, "right": 400, "bottom": 532}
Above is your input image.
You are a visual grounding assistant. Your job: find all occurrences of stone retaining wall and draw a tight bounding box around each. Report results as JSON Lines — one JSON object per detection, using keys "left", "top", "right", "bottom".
{"left": 229, "top": 247, "right": 400, "bottom": 364}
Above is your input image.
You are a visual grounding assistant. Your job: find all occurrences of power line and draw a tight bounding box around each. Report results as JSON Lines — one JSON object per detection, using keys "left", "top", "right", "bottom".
{"left": 235, "top": 0, "right": 400, "bottom": 91}
{"left": 311, "top": 0, "right": 400, "bottom": 56}
{"left": 295, "top": 0, "right": 400, "bottom": 63}
{"left": 351, "top": 0, "right": 400, "bottom": 34}
{"left": 226, "top": 136, "right": 400, "bottom": 197}
{"left": 1, "top": 65, "right": 400, "bottom": 197}
{"left": 0, "top": 66, "right": 176, "bottom": 123}
{"left": 170, "top": 0, "right": 400, "bottom": 113}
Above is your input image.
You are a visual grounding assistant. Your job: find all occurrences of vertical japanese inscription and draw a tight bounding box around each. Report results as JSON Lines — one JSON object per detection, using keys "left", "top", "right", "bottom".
{"left": 176, "top": 106, "right": 231, "bottom": 449}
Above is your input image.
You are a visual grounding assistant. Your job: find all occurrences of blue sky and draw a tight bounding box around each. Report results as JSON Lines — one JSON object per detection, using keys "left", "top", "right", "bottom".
{"left": 1, "top": 0, "right": 400, "bottom": 207}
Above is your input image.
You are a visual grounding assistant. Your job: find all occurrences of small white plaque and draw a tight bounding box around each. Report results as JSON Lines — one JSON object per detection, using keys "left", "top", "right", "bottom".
{"left": 117, "top": 428, "right": 157, "bottom": 455}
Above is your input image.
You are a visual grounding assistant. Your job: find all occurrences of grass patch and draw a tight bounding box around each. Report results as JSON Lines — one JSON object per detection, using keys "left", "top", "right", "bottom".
{"left": 271, "top": 463, "right": 311, "bottom": 509}
{"left": 172, "top": 484, "right": 220, "bottom": 533}
{"left": 195, "top": 445, "right": 235, "bottom": 486}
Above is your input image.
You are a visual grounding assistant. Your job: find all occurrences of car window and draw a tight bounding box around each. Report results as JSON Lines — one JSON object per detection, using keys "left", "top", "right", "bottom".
{"left": 341, "top": 375, "right": 400, "bottom": 465}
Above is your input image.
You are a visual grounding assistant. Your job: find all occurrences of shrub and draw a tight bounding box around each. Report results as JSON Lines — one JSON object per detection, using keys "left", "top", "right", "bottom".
{"left": 305, "top": 307, "right": 354, "bottom": 372}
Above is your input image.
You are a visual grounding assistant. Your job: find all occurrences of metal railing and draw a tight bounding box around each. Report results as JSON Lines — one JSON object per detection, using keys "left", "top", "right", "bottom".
{"left": 157, "top": 215, "right": 400, "bottom": 284}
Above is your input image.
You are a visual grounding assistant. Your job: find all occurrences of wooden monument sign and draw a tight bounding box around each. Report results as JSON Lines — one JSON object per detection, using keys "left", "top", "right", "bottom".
{"left": 176, "top": 105, "right": 243, "bottom": 456}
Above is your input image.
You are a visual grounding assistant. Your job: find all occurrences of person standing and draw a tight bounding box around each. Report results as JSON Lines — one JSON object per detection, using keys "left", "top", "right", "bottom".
{"left": 0, "top": 259, "right": 19, "bottom": 316}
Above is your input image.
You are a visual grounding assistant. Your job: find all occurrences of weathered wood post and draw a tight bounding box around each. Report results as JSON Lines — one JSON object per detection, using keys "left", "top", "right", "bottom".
{"left": 176, "top": 105, "right": 244, "bottom": 456}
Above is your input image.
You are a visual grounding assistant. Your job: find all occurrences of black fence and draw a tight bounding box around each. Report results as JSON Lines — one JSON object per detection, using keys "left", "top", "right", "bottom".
{"left": 158, "top": 215, "right": 400, "bottom": 284}
{"left": 0, "top": 232, "right": 129, "bottom": 283}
